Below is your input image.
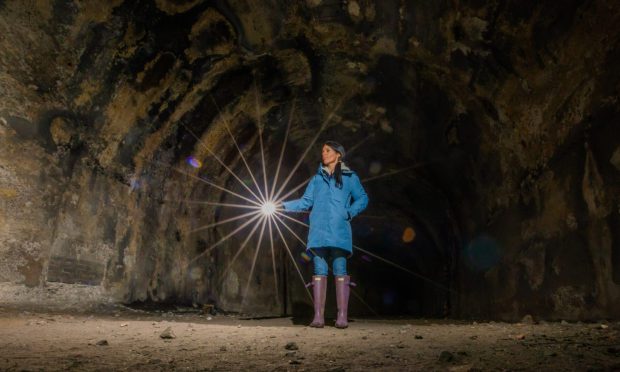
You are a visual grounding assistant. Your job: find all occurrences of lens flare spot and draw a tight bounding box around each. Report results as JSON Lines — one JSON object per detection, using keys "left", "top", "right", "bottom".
{"left": 369, "top": 161, "right": 382, "bottom": 175}
{"left": 186, "top": 156, "right": 202, "bottom": 169}
{"left": 361, "top": 254, "right": 372, "bottom": 263}
{"left": 129, "top": 177, "right": 141, "bottom": 191}
{"left": 382, "top": 290, "right": 396, "bottom": 306}
{"left": 301, "top": 252, "right": 311, "bottom": 262}
{"left": 402, "top": 227, "right": 416, "bottom": 243}
{"left": 465, "top": 235, "right": 501, "bottom": 271}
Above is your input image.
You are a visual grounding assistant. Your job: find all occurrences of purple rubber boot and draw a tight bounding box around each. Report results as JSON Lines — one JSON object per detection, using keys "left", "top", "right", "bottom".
{"left": 306, "top": 275, "right": 327, "bottom": 328}
{"left": 335, "top": 275, "right": 355, "bottom": 329}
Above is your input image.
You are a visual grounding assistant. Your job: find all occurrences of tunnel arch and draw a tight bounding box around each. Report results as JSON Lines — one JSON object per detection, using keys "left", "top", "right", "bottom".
{"left": 0, "top": 0, "right": 619, "bottom": 322}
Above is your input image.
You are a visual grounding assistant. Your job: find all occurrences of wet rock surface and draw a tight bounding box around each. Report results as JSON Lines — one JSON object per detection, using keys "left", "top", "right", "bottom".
{"left": 1, "top": 309, "right": 620, "bottom": 371}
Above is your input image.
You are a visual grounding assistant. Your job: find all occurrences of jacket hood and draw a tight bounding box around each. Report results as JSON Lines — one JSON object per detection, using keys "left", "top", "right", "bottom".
{"left": 318, "top": 162, "right": 352, "bottom": 176}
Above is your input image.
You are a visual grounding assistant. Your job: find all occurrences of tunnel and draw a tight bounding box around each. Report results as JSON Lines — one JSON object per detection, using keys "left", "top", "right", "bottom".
{"left": 1, "top": 0, "right": 620, "bottom": 370}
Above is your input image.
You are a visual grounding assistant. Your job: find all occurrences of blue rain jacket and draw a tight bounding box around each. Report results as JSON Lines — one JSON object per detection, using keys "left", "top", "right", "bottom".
{"left": 282, "top": 163, "right": 369, "bottom": 254}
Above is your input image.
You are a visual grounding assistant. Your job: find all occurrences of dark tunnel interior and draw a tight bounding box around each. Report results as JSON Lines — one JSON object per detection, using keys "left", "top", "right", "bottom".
{"left": 1, "top": 0, "right": 620, "bottom": 326}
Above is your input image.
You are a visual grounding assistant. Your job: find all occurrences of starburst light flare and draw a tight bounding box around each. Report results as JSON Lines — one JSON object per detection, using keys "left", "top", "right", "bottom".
{"left": 260, "top": 201, "right": 277, "bottom": 216}
{"left": 153, "top": 82, "right": 446, "bottom": 314}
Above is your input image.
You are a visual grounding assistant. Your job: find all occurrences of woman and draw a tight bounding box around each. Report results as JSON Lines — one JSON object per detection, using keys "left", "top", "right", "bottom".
{"left": 280, "top": 141, "right": 369, "bottom": 328}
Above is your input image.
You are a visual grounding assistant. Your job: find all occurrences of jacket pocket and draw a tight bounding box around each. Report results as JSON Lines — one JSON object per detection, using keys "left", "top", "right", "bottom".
{"left": 330, "top": 191, "right": 349, "bottom": 220}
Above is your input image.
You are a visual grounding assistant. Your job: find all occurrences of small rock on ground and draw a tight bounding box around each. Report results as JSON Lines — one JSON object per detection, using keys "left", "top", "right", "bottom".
{"left": 285, "top": 342, "right": 299, "bottom": 350}
{"left": 439, "top": 351, "right": 455, "bottom": 362}
{"left": 160, "top": 327, "right": 176, "bottom": 339}
{"left": 521, "top": 315, "right": 535, "bottom": 324}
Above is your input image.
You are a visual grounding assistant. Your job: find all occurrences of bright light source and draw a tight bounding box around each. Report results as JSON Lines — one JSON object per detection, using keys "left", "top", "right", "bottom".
{"left": 261, "top": 201, "right": 277, "bottom": 216}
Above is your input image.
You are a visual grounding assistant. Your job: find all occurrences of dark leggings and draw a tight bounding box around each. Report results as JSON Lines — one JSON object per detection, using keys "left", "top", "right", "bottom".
{"left": 311, "top": 247, "right": 347, "bottom": 276}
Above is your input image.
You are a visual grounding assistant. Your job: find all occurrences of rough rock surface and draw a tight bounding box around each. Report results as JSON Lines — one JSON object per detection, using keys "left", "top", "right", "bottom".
{"left": 0, "top": 0, "right": 619, "bottom": 321}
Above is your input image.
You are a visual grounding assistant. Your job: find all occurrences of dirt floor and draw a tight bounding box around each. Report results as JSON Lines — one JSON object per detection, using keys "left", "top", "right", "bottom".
{"left": 0, "top": 306, "right": 619, "bottom": 371}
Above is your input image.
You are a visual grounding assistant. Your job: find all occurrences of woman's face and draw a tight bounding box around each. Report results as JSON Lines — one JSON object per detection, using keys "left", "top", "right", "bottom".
{"left": 322, "top": 144, "right": 340, "bottom": 166}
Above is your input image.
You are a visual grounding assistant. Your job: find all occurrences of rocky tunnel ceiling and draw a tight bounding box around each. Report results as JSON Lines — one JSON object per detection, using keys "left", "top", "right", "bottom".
{"left": 1, "top": 0, "right": 619, "bottom": 321}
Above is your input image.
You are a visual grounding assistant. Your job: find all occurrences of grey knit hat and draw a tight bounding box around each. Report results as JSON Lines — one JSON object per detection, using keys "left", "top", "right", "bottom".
{"left": 324, "top": 140, "right": 345, "bottom": 159}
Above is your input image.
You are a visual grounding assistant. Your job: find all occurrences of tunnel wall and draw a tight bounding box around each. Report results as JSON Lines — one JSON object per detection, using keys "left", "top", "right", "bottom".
{"left": 1, "top": 0, "right": 619, "bottom": 320}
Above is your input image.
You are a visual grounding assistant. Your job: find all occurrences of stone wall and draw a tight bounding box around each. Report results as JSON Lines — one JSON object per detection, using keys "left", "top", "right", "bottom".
{"left": 0, "top": 0, "right": 619, "bottom": 320}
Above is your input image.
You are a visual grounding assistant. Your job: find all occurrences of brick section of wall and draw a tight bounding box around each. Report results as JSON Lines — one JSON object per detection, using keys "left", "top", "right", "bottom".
{"left": 47, "top": 256, "right": 104, "bottom": 286}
